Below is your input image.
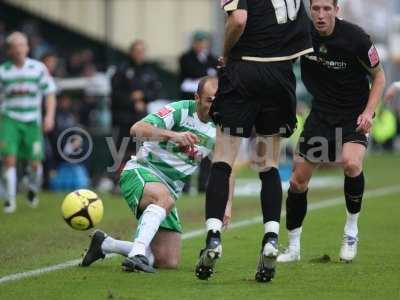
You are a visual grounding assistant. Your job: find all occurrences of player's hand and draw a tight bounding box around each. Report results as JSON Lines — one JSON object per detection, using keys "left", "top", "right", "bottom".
{"left": 43, "top": 116, "right": 55, "bottom": 133}
{"left": 218, "top": 56, "right": 227, "bottom": 68}
{"left": 171, "top": 132, "right": 199, "bottom": 147}
{"left": 384, "top": 85, "right": 398, "bottom": 103}
{"left": 222, "top": 200, "right": 232, "bottom": 230}
{"left": 356, "top": 111, "right": 374, "bottom": 134}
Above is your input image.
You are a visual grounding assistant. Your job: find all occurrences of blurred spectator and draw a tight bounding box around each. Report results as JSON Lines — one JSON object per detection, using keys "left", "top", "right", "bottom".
{"left": 0, "top": 21, "right": 7, "bottom": 62}
{"left": 66, "top": 49, "right": 95, "bottom": 77}
{"left": 41, "top": 52, "right": 66, "bottom": 77}
{"left": 29, "top": 33, "right": 51, "bottom": 60}
{"left": 179, "top": 31, "right": 218, "bottom": 99}
{"left": 178, "top": 31, "right": 218, "bottom": 193}
{"left": 110, "top": 39, "right": 161, "bottom": 177}
{"left": 44, "top": 93, "right": 77, "bottom": 188}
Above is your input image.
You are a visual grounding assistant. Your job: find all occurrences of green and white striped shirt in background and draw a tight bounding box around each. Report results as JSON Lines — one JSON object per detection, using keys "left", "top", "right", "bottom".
{"left": 0, "top": 58, "right": 56, "bottom": 123}
{"left": 124, "top": 100, "right": 216, "bottom": 194}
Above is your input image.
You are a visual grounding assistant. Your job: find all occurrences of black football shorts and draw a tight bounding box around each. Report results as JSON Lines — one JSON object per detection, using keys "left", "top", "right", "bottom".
{"left": 210, "top": 60, "right": 297, "bottom": 138}
{"left": 298, "top": 110, "right": 369, "bottom": 163}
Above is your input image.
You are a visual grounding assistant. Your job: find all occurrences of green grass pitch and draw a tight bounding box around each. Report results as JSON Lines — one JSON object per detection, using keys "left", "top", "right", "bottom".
{"left": 0, "top": 154, "right": 399, "bottom": 299}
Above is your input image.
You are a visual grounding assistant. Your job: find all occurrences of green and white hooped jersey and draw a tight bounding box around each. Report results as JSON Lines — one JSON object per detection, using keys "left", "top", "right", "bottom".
{"left": 0, "top": 58, "right": 56, "bottom": 123}
{"left": 124, "top": 100, "right": 216, "bottom": 194}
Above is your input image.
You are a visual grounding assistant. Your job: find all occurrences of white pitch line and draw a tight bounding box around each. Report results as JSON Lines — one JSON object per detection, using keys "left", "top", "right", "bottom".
{"left": 0, "top": 185, "right": 399, "bottom": 285}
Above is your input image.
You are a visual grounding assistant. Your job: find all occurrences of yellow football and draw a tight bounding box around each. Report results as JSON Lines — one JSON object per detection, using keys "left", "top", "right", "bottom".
{"left": 61, "top": 189, "right": 103, "bottom": 230}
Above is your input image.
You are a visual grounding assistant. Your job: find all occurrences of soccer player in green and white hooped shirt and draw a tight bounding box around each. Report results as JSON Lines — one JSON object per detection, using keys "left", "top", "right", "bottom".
{"left": 81, "top": 76, "right": 233, "bottom": 272}
{"left": 0, "top": 32, "right": 56, "bottom": 213}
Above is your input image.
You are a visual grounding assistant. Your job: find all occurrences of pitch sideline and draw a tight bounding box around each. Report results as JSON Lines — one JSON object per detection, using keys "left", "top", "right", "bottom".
{"left": 0, "top": 185, "right": 399, "bottom": 285}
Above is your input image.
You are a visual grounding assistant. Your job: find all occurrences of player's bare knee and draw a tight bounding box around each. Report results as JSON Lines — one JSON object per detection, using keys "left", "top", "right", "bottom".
{"left": 152, "top": 194, "right": 175, "bottom": 212}
{"left": 290, "top": 178, "right": 308, "bottom": 193}
{"left": 343, "top": 158, "right": 362, "bottom": 177}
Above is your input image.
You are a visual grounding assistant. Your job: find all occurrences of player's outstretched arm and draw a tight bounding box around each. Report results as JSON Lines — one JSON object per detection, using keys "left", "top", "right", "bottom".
{"left": 357, "top": 65, "right": 386, "bottom": 134}
{"left": 44, "top": 93, "right": 56, "bottom": 133}
{"left": 130, "top": 121, "right": 199, "bottom": 147}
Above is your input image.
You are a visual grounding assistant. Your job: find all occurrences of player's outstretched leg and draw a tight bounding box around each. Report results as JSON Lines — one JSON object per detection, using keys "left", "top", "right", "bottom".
{"left": 195, "top": 228, "right": 222, "bottom": 280}
{"left": 81, "top": 230, "right": 107, "bottom": 266}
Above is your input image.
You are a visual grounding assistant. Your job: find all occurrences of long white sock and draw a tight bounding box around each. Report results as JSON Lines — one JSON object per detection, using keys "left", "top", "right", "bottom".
{"left": 28, "top": 164, "right": 43, "bottom": 193}
{"left": 344, "top": 211, "right": 359, "bottom": 237}
{"left": 287, "top": 227, "right": 302, "bottom": 252}
{"left": 4, "top": 167, "right": 17, "bottom": 204}
{"left": 128, "top": 204, "right": 166, "bottom": 257}
{"left": 101, "top": 236, "right": 133, "bottom": 256}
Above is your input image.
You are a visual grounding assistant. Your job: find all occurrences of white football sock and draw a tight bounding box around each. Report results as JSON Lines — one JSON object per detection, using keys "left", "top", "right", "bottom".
{"left": 4, "top": 167, "right": 17, "bottom": 204}
{"left": 128, "top": 204, "right": 166, "bottom": 257}
{"left": 101, "top": 236, "right": 133, "bottom": 256}
{"left": 344, "top": 211, "right": 359, "bottom": 237}
{"left": 264, "top": 221, "right": 280, "bottom": 236}
{"left": 28, "top": 164, "right": 43, "bottom": 193}
{"left": 287, "top": 227, "right": 302, "bottom": 252}
{"left": 206, "top": 218, "right": 223, "bottom": 232}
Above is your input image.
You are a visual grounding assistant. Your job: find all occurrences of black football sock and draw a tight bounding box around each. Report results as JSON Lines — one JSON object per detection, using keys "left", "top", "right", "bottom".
{"left": 344, "top": 172, "right": 364, "bottom": 214}
{"left": 286, "top": 189, "right": 308, "bottom": 231}
{"left": 205, "top": 162, "right": 232, "bottom": 223}
{"left": 259, "top": 168, "right": 282, "bottom": 243}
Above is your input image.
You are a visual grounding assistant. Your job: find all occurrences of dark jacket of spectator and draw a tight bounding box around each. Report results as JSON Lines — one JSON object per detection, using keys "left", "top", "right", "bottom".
{"left": 111, "top": 60, "right": 161, "bottom": 126}
{"left": 179, "top": 31, "right": 218, "bottom": 99}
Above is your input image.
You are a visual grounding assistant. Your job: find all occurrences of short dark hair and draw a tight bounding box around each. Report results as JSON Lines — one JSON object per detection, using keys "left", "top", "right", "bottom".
{"left": 310, "top": 0, "right": 338, "bottom": 6}
{"left": 197, "top": 76, "right": 217, "bottom": 96}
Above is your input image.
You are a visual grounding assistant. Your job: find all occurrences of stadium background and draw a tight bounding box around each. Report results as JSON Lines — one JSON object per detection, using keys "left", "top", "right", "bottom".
{"left": 1, "top": 0, "right": 400, "bottom": 192}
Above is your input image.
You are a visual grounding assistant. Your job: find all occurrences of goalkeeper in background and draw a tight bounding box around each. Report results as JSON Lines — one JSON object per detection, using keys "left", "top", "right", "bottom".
{"left": 0, "top": 32, "right": 56, "bottom": 213}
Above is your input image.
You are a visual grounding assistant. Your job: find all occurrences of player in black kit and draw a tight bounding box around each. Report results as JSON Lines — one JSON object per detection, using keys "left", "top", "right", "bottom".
{"left": 195, "top": 0, "right": 312, "bottom": 282}
{"left": 277, "top": 0, "right": 386, "bottom": 263}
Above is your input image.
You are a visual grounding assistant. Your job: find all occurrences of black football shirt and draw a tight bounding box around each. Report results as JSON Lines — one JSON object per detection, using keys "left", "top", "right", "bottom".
{"left": 301, "top": 18, "right": 380, "bottom": 117}
{"left": 221, "top": 0, "right": 313, "bottom": 61}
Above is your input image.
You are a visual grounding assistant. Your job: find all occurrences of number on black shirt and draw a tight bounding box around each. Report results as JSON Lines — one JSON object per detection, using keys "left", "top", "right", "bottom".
{"left": 272, "top": 0, "right": 301, "bottom": 24}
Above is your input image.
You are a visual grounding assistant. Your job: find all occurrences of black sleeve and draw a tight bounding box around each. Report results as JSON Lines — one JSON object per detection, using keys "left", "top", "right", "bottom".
{"left": 143, "top": 66, "right": 162, "bottom": 102}
{"left": 221, "top": 0, "right": 247, "bottom": 12}
{"left": 355, "top": 30, "right": 380, "bottom": 69}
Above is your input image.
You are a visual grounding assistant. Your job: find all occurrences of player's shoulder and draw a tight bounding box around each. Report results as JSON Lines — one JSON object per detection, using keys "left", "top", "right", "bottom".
{"left": 170, "top": 100, "right": 195, "bottom": 111}
{"left": 337, "top": 18, "right": 370, "bottom": 41}
{"left": 25, "top": 58, "right": 49, "bottom": 72}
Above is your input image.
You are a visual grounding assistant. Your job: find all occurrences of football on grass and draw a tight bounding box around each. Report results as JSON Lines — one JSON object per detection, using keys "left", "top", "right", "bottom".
{"left": 61, "top": 189, "right": 103, "bottom": 230}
